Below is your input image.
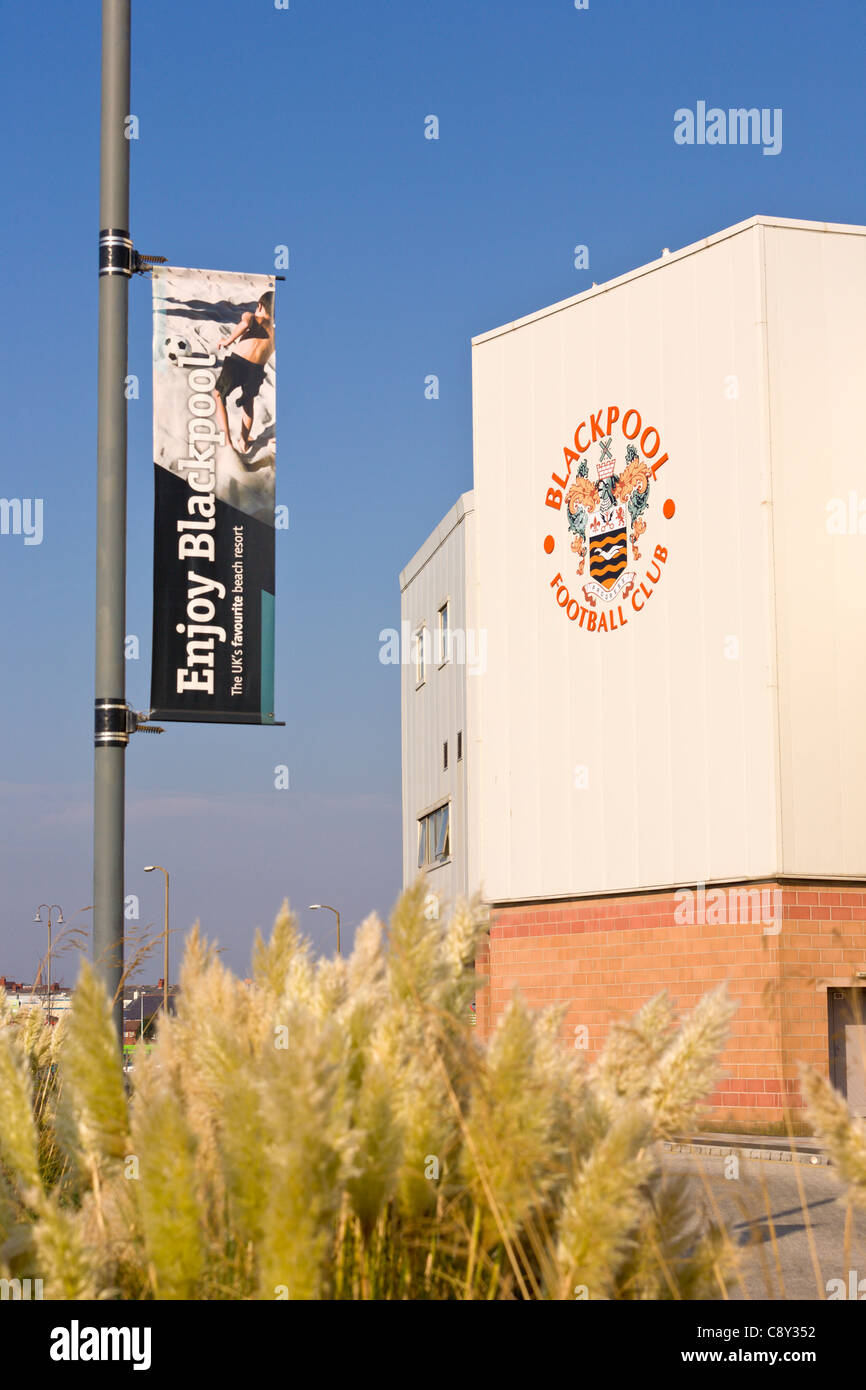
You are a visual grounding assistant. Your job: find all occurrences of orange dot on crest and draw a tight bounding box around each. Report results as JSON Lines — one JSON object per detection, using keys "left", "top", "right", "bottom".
{"left": 663, "top": 499, "right": 675, "bottom": 520}
{"left": 543, "top": 535, "right": 555, "bottom": 554}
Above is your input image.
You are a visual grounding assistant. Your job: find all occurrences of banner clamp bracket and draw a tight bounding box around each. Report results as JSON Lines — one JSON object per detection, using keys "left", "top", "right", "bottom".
{"left": 94, "top": 700, "right": 164, "bottom": 746}
{"left": 132, "top": 251, "right": 168, "bottom": 276}
{"left": 127, "top": 707, "right": 164, "bottom": 735}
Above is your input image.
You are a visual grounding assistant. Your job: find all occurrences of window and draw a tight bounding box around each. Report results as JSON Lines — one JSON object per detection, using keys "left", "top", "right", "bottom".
{"left": 457, "top": 730, "right": 463, "bottom": 761}
{"left": 414, "top": 625, "right": 427, "bottom": 686}
{"left": 437, "top": 602, "right": 450, "bottom": 665}
{"left": 418, "top": 804, "right": 450, "bottom": 868}
{"left": 443, "top": 740, "right": 448, "bottom": 771}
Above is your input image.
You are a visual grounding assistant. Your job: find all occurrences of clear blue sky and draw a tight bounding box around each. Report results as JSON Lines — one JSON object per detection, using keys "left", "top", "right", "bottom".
{"left": 1, "top": 0, "right": 863, "bottom": 983}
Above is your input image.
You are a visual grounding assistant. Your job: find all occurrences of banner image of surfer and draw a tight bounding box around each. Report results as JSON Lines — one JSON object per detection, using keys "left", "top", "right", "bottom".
{"left": 150, "top": 266, "right": 279, "bottom": 724}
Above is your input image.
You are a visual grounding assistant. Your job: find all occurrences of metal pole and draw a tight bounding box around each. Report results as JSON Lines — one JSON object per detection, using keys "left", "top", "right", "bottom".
{"left": 94, "top": 0, "right": 132, "bottom": 1042}
{"left": 162, "top": 871, "right": 169, "bottom": 1017}
{"left": 144, "top": 865, "right": 170, "bottom": 1018}
{"left": 47, "top": 906, "right": 63, "bottom": 1024}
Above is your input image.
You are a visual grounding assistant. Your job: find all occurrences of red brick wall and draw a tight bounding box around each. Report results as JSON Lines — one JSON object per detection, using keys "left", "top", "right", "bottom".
{"left": 474, "top": 883, "right": 866, "bottom": 1129}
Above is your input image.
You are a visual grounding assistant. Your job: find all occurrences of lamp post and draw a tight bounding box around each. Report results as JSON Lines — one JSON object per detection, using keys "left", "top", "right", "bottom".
{"left": 33, "top": 904, "right": 64, "bottom": 1019}
{"left": 93, "top": 0, "right": 133, "bottom": 1045}
{"left": 144, "top": 866, "right": 169, "bottom": 1017}
{"left": 308, "top": 903, "right": 341, "bottom": 956}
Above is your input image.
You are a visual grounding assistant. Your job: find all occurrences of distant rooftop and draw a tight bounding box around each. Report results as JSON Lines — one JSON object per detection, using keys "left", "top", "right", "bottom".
{"left": 0, "top": 977, "right": 71, "bottom": 994}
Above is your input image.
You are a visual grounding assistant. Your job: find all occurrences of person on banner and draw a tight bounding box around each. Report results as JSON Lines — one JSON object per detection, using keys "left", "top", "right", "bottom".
{"left": 212, "top": 290, "right": 275, "bottom": 457}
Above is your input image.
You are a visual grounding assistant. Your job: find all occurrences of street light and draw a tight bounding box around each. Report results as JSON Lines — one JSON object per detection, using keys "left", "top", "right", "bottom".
{"left": 308, "top": 903, "right": 341, "bottom": 956}
{"left": 33, "top": 904, "right": 63, "bottom": 1019}
{"left": 144, "top": 866, "right": 169, "bottom": 1017}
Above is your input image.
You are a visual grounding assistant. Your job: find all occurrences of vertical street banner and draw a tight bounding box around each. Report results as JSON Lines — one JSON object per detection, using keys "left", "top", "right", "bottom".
{"left": 150, "top": 266, "right": 279, "bottom": 724}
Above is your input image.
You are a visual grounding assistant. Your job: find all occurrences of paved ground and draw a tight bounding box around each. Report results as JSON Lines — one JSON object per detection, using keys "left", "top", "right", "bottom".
{"left": 663, "top": 1151, "right": 866, "bottom": 1301}
{"left": 672, "top": 1131, "right": 829, "bottom": 1162}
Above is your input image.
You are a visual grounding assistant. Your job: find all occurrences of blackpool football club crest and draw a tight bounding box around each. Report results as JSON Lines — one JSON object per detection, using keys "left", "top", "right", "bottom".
{"left": 585, "top": 436, "right": 634, "bottom": 601}
{"left": 541, "top": 404, "right": 675, "bottom": 635}
{"left": 569, "top": 436, "right": 646, "bottom": 605}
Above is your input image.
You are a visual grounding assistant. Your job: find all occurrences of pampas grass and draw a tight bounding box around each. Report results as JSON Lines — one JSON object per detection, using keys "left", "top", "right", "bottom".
{"left": 801, "top": 1066, "right": 866, "bottom": 1201}
{"left": 0, "top": 884, "right": 751, "bottom": 1299}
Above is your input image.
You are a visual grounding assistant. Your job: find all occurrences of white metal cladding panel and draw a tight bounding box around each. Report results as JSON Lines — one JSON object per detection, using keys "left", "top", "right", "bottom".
{"left": 764, "top": 225, "right": 866, "bottom": 877}
{"left": 449, "top": 509, "right": 472, "bottom": 903}
{"left": 400, "top": 505, "right": 472, "bottom": 903}
{"left": 470, "top": 225, "right": 780, "bottom": 902}
{"left": 463, "top": 509, "right": 482, "bottom": 898}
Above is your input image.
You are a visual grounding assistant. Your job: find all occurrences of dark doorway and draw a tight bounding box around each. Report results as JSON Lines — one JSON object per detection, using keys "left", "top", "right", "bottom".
{"left": 828, "top": 987, "right": 866, "bottom": 1118}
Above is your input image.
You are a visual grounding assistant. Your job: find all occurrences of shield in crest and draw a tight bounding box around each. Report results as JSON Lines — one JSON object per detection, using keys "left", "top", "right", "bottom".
{"left": 588, "top": 509, "right": 628, "bottom": 591}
